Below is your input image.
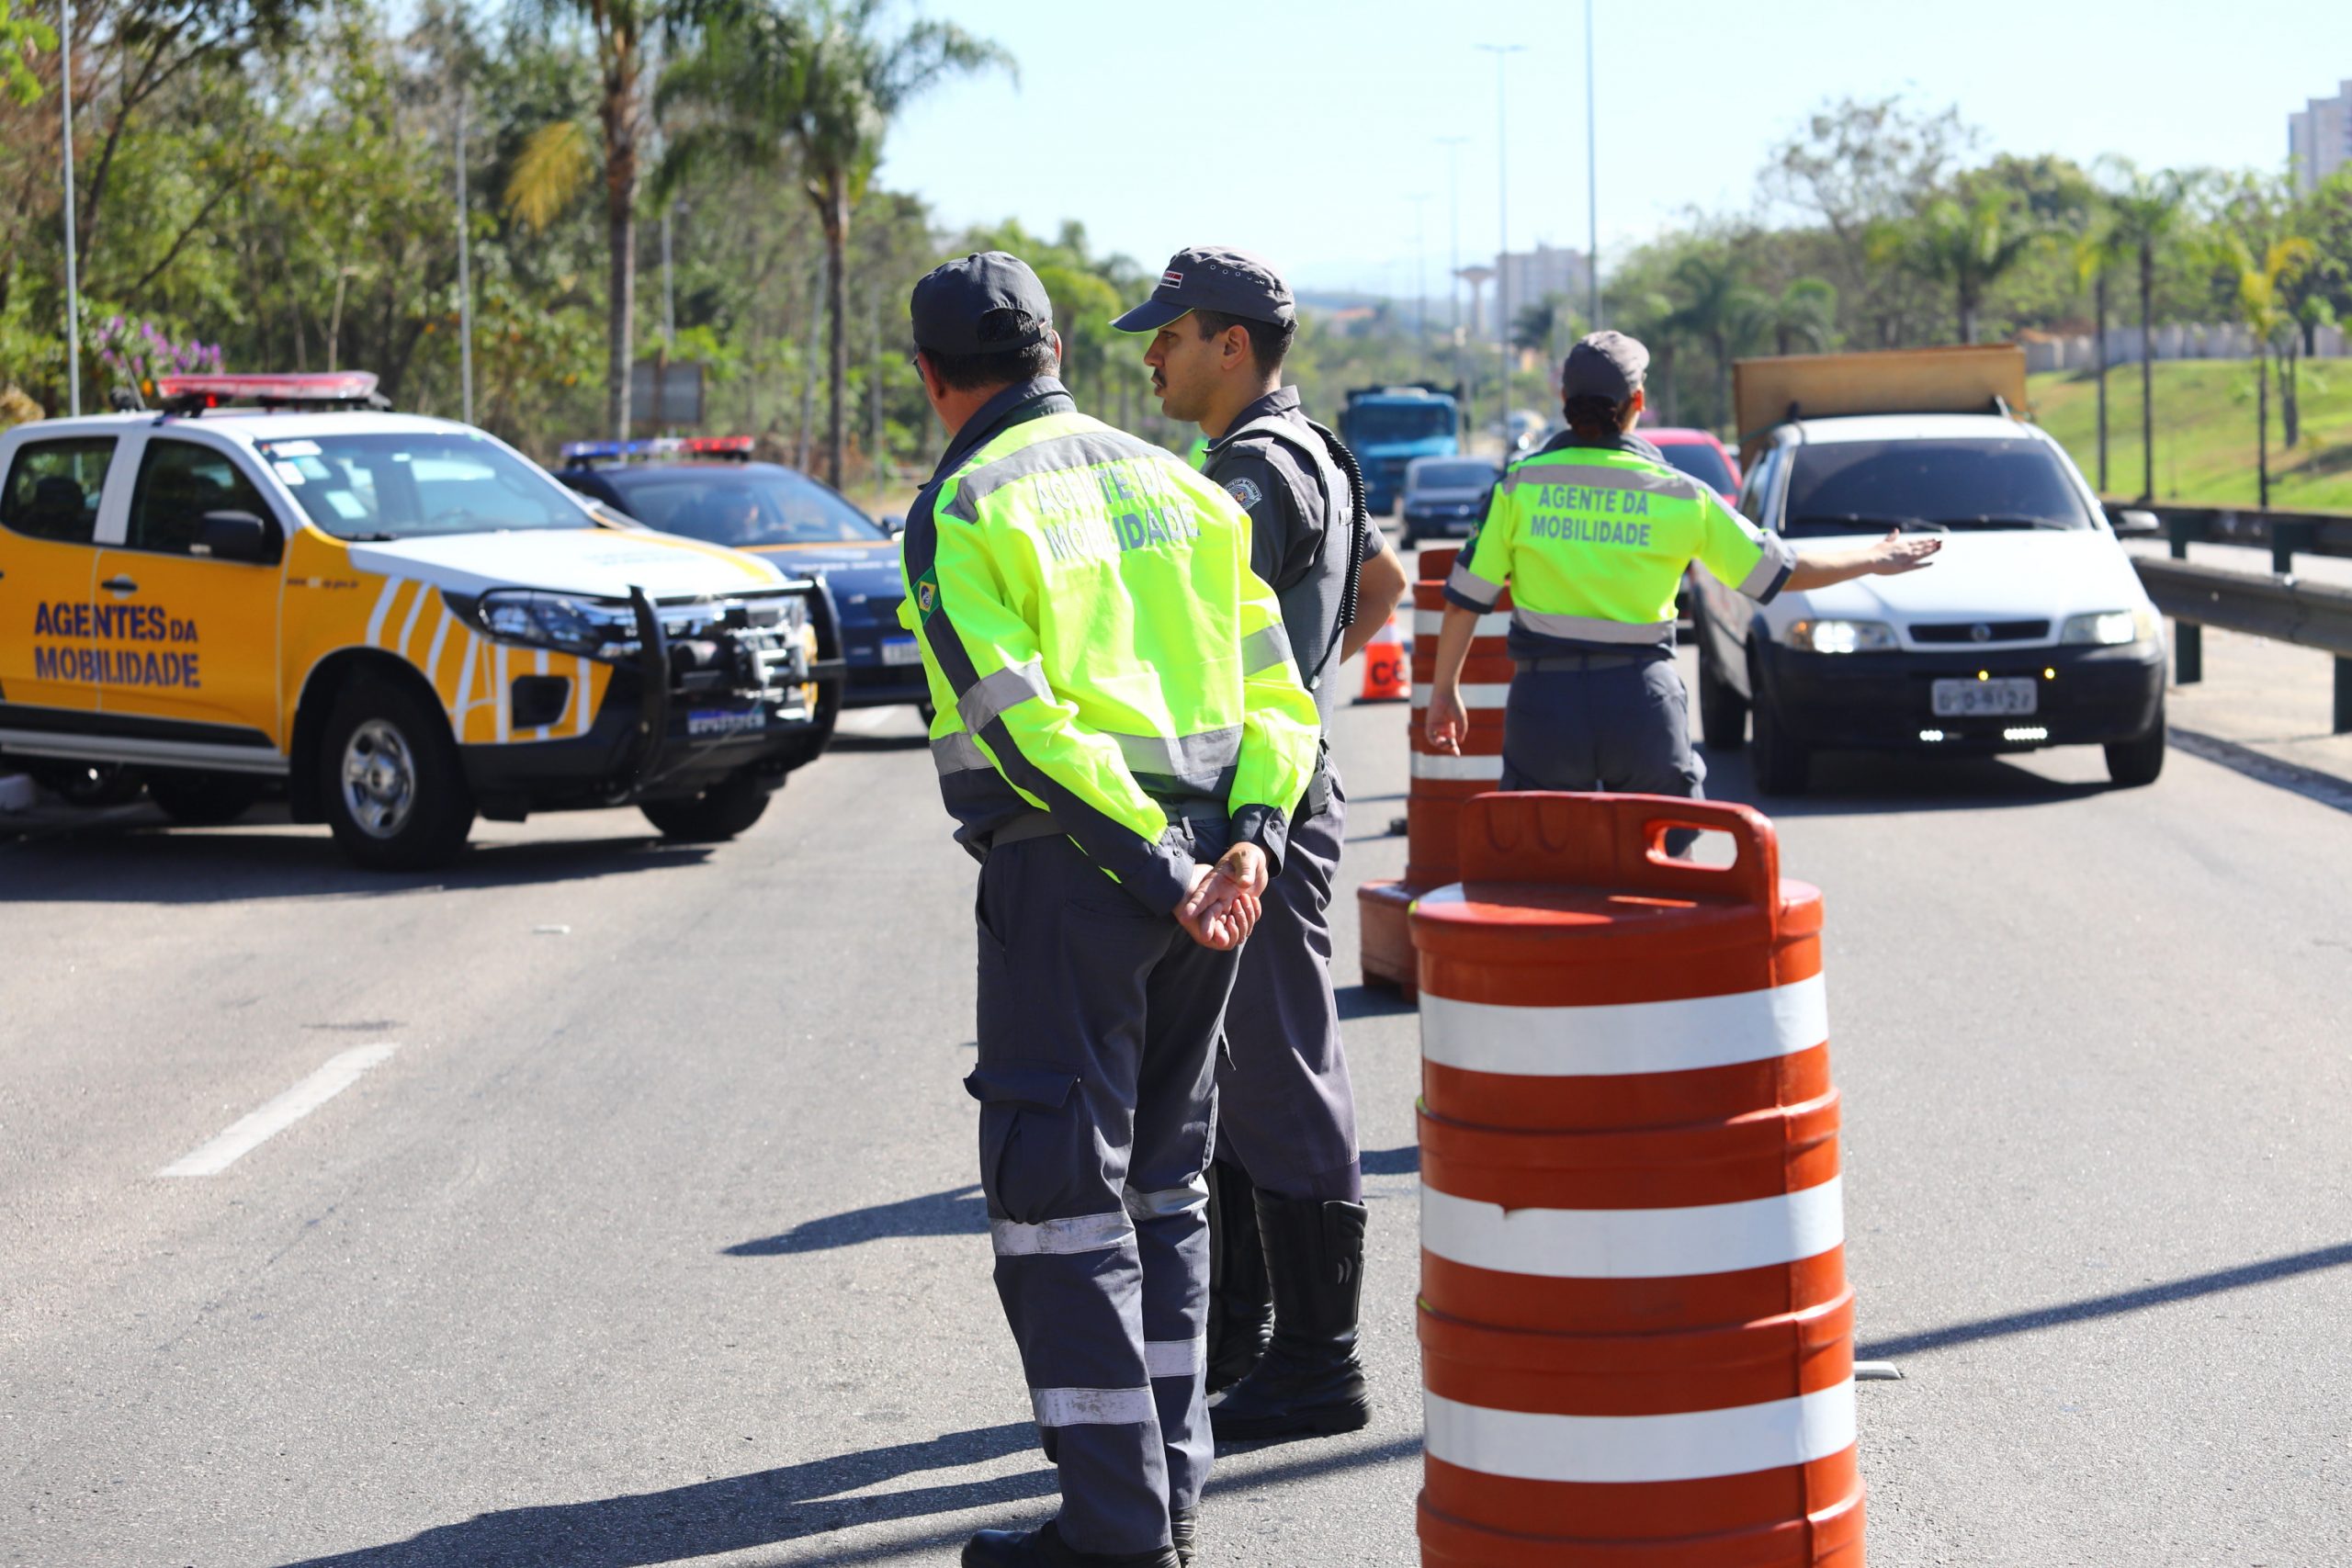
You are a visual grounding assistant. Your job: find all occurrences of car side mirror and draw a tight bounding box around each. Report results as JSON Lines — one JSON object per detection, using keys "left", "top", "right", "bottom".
{"left": 193, "top": 509, "right": 279, "bottom": 563}
{"left": 879, "top": 513, "right": 905, "bottom": 537}
{"left": 2111, "top": 509, "right": 2161, "bottom": 538}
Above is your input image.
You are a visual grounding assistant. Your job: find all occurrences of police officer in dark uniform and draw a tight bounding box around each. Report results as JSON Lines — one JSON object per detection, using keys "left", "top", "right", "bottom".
{"left": 1116, "top": 247, "right": 1411, "bottom": 1442}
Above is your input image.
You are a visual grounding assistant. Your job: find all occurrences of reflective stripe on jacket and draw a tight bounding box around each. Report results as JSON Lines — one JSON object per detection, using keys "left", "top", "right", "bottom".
{"left": 1444, "top": 443, "right": 1795, "bottom": 659}
{"left": 901, "top": 405, "right": 1320, "bottom": 912}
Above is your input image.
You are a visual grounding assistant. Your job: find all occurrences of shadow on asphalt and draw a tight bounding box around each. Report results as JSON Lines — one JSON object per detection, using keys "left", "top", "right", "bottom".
{"left": 827, "top": 731, "right": 929, "bottom": 752}
{"left": 1360, "top": 1145, "right": 1419, "bottom": 1177}
{"left": 271, "top": 1427, "right": 1421, "bottom": 1567}
{"left": 1334, "top": 984, "right": 1413, "bottom": 1022}
{"left": 0, "top": 817, "right": 715, "bottom": 904}
{"left": 1860, "top": 1240, "right": 2352, "bottom": 1360}
{"left": 1698, "top": 746, "right": 2114, "bottom": 817}
{"left": 726, "top": 1184, "right": 986, "bottom": 1256}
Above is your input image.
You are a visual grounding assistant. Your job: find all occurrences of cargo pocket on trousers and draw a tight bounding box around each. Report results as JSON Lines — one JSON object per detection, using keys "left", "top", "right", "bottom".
{"left": 966, "top": 1066, "right": 1083, "bottom": 1224}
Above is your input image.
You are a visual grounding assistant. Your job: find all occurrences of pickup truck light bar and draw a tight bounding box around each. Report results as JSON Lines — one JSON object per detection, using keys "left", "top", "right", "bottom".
{"left": 153, "top": 372, "right": 389, "bottom": 415}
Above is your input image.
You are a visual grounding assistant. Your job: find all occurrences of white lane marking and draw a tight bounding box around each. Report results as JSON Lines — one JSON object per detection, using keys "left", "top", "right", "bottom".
{"left": 1410, "top": 751, "right": 1503, "bottom": 781}
{"left": 834, "top": 708, "right": 918, "bottom": 737}
{"left": 1416, "top": 609, "right": 1510, "bottom": 638}
{"left": 1421, "top": 1176, "right": 1844, "bottom": 1280}
{"left": 1417, "top": 970, "right": 1827, "bottom": 1077}
{"left": 1423, "top": 1382, "right": 1856, "bottom": 1484}
{"left": 157, "top": 1044, "right": 400, "bottom": 1179}
{"left": 1410, "top": 682, "right": 1510, "bottom": 710}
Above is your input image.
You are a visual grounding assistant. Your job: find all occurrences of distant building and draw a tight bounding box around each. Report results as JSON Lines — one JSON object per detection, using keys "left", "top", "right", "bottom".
{"left": 2290, "top": 80, "right": 2352, "bottom": 194}
{"left": 1471, "top": 244, "right": 1592, "bottom": 338}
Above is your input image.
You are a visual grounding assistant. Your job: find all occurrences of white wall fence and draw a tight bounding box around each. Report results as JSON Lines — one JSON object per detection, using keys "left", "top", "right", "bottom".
{"left": 2023, "top": 323, "right": 2350, "bottom": 374}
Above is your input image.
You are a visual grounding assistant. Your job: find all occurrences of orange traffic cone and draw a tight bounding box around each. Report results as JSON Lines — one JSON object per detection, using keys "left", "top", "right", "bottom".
{"left": 1359, "top": 612, "right": 1409, "bottom": 703}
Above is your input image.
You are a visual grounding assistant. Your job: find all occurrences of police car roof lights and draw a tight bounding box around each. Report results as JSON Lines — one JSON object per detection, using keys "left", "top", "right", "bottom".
{"left": 559, "top": 434, "right": 756, "bottom": 466}
{"left": 152, "top": 371, "right": 390, "bottom": 416}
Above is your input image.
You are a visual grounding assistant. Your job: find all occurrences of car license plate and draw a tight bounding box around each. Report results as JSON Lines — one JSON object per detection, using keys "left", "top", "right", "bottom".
{"left": 685, "top": 705, "right": 767, "bottom": 738}
{"left": 1931, "top": 678, "right": 2037, "bottom": 717}
{"left": 881, "top": 637, "right": 923, "bottom": 667}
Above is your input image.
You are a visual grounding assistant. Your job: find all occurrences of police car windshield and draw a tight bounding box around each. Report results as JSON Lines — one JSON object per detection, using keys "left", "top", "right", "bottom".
{"left": 259, "top": 432, "right": 591, "bottom": 539}
{"left": 1654, "top": 442, "right": 1735, "bottom": 494}
{"left": 600, "top": 468, "right": 886, "bottom": 547}
{"left": 1781, "top": 438, "right": 2093, "bottom": 536}
{"left": 1410, "top": 462, "right": 1498, "bottom": 491}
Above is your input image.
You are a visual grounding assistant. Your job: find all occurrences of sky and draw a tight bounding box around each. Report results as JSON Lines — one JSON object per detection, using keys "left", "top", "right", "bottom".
{"left": 878, "top": 0, "right": 2345, "bottom": 299}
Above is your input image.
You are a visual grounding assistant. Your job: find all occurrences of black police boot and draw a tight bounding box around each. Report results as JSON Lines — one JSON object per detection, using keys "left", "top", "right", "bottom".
{"left": 1170, "top": 1507, "right": 1197, "bottom": 1567}
{"left": 1204, "top": 1157, "right": 1272, "bottom": 1395}
{"left": 962, "top": 1519, "right": 1180, "bottom": 1568}
{"left": 1208, "top": 1195, "right": 1371, "bottom": 1442}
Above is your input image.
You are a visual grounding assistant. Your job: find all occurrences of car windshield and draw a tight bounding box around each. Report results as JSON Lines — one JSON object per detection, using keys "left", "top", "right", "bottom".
{"left": 259, "top": 431, "right": 592, "bottom": 540}
{"left": 1410, "top": 461, "right": 1497, "bottom": 491}
{"left": 1348, "top": 405, "right": 1453, "bottom": 444}
{"left": 1781, "top": 438, "right": 2093, "bottom": 536}
{"left": 601, "top": 468, "right": 885, "bottom": 547}
{"left": 1654, "top": 441, "right": 1735, "bottom": 494}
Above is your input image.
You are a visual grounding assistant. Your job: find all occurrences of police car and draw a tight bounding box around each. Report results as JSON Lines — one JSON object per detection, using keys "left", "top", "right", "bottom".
{"left": 554, "top": 439, "right": 925, "bottom": 714}
{"left": 1691, "top": 347, "right": 2167, "bottom": 795}
{"left": 0, "top": 373, "right": 842, "bottom": 867}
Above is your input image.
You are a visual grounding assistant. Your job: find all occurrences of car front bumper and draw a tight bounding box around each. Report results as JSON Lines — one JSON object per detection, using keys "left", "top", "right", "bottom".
{"left": 1758, "top": 641, "right": 2166, "bottom": 750}
{"left": 1404, "top": 508, "right": 1481, "bottom": 539}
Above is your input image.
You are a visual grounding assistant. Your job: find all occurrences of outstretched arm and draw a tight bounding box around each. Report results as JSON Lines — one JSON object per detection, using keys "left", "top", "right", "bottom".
{"left": 1786, "top": 528, "right": 1943, "bottom": 592}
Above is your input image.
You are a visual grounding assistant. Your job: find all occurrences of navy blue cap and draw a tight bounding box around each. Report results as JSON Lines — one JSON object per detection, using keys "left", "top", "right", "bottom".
{"left": 1113, "top": 246, "right": 1295, "bottom": 333}
{"left": 1563, "top": 331, "right": 1649, "bottom": 400}
{"left": 910, "top": 252, "right": 1054, "bottom": 355}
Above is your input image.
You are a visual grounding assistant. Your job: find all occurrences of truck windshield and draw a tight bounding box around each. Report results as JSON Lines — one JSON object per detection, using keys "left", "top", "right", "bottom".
{"left": 1349, "top": 405, "right": 1453, "bottom": 444}
{"left": 1781, "top": 438, "right": 2093, "bottom": 536}
{"left": 600, "top": 468, "right": 885, "bottom": 547}
{"left": 259, "top": 432, "right": 592, "bottom": 540}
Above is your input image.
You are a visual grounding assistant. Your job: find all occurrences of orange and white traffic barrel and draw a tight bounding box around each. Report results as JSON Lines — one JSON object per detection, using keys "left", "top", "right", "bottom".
{"left": 1408, "top": 791, "right": 1860, "bottom": 1567}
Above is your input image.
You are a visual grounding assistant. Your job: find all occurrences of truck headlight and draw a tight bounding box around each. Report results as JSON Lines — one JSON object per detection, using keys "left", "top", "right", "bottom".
{"left": 475, "top": 590, "right": 635, "bottom": 657}
{"left": 2060, "top": 608, "right": 2158, "bottom": 647}
{"left": 1783, "top": 618, "right": 1896, "bottom": 654}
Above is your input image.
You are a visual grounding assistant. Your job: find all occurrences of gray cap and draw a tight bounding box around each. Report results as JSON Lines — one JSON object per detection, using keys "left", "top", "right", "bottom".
{"left": 910, "top": 252, "right": 1054, "bottom": 355}
{"left": 1562, "top": 330, "right": 1649, "bottom": 400}
{"left": 1112, "top": 246, "right": 1295, "bottom": 333}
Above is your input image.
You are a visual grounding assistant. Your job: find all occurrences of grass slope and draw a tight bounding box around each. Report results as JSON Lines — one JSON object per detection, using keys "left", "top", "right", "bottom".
{"left": 2028, "top": 359, "right": 2352, "bottom": 513}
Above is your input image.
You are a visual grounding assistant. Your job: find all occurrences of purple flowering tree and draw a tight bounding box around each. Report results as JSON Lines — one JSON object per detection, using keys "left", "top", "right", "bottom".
{"left": 92, "top": 315, "right": 225, "bottom": 396}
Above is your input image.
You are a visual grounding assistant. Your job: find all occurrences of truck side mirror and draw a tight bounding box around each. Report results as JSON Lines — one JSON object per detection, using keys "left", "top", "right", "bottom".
{"left": 193, "top": 509, "right": 280, "bottom": 564}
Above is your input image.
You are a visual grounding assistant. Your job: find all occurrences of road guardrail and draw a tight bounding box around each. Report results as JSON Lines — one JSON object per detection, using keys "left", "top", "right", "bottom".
{"left": 2131, "top": 555, "right": 2352, "bottom": 733}
{"left": 2102, "top": 499, "right": 2352, "bottom": 571}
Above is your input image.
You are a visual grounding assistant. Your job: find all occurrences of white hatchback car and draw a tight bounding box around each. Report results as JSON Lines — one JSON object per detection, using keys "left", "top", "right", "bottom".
{"left": 1690, "top": 412, "right": 2167, "bottom": 794}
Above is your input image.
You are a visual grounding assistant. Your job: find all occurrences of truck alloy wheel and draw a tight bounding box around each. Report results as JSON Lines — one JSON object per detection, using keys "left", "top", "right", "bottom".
{"left": 321, "top": 677, "right": 476, "bottom": 870}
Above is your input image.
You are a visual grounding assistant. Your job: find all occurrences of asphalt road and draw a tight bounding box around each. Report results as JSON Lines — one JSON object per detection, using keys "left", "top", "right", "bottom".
{"left": 6, "top": 581, "right": 2351, "bottom": 1565}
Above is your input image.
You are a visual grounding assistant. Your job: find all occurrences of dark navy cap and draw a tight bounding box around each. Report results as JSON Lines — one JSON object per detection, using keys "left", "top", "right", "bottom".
{"left": 1113, "top": 246, "right": 1295, "bottom": 333}
{"left": 910, "top": 252, "right": 1054, "bottom": 355}
{"left": 1562, "top": 331, "right": 1650, "bottom": 400}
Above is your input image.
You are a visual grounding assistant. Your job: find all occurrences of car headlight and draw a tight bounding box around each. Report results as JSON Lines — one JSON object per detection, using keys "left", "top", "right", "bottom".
{"left": 2060, "top": 608, "right": 2158, "bottom": 647}
{"left": 1782, "top": 618, "right": 1897, "bottom": 654}
{"left": 474, "top": 589, "right": 635, "bottom": 657}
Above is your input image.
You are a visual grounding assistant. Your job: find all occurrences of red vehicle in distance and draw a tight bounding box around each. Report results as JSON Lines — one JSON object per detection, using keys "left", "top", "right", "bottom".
{"left": 1639, "top": 424, "right": 1742, "bottom": 502}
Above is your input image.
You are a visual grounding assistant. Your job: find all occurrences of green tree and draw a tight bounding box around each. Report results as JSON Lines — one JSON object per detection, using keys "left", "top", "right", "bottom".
{"left": 1, "top": 0, "right": 58, "bottom": 106}
{"left": 1871, "top": 190, "right": 2042, "bottom": 344}
{"left": 1666, "top": 247, "right": 1765, "bottom": 433}
{"left": 2215, "top": 232, "right": 2314, "bottom": 507}
{"left": 2103, "top": 164, "right": 2194, "bottom": 501}
{"left": 659, "top": 0, "right": 1009, "bottom": 487}
{"left": 2072, "top": 209, "right": 2129, "bottom": 491}
{"left": 1765, "top": 276, "right": 1837, "bottom": 355}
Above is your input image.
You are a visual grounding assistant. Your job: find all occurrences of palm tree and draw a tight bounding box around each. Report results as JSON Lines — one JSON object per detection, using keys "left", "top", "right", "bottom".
{"left": 1871, "top": 191, "right": 2042, "bottom": 345}
{"left": 1665, "top": 249, "right": 1766, "bottom": 434}
{"left": 503, "top": 0, "right": 729, "bottom": 441}
{"left": 1766, "top": 277, "right": 1838, "bottom": 356}
{"left": 2217, "top": 233, "right": 2316, "bottom": 509}
{"left": 2103, "top": 165, "right": 2193, "bottom": 502}
{"left": 659, "top": 0, "right": 1011, "bottom": 487}
{"left": 2071, "top": 213, "right": 2129, "bottom": 492}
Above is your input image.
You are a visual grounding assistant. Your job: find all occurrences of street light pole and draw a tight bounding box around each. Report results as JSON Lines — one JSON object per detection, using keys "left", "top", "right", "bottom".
{"left": 61, "top": 0, "right": 80, "bottom": 415}
{"left": 1476, "top": 42, "right": 1524, "bottom": 449}
{"left": 1435, "top": 134, "right": 1468, "bottom": 409}
{"left": 455, "top": 78, "right": 473, "bottom": 424}
{"left": 1585, "top": 0, "right": 1600, "bottom": 329}
{"left": 1408, "top": 193, "right": 1430, "bottom": 351}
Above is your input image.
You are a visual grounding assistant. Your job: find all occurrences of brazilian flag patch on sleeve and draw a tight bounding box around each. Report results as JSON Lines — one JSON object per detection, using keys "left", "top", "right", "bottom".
{"left": 912, "top": 567, "right": 940, "bottom": 620}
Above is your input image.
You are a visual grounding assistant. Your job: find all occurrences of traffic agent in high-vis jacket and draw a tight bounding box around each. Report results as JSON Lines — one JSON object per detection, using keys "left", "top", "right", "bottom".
{"left": 898, "top": 251, "right": 1319, "bottom": 1568}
